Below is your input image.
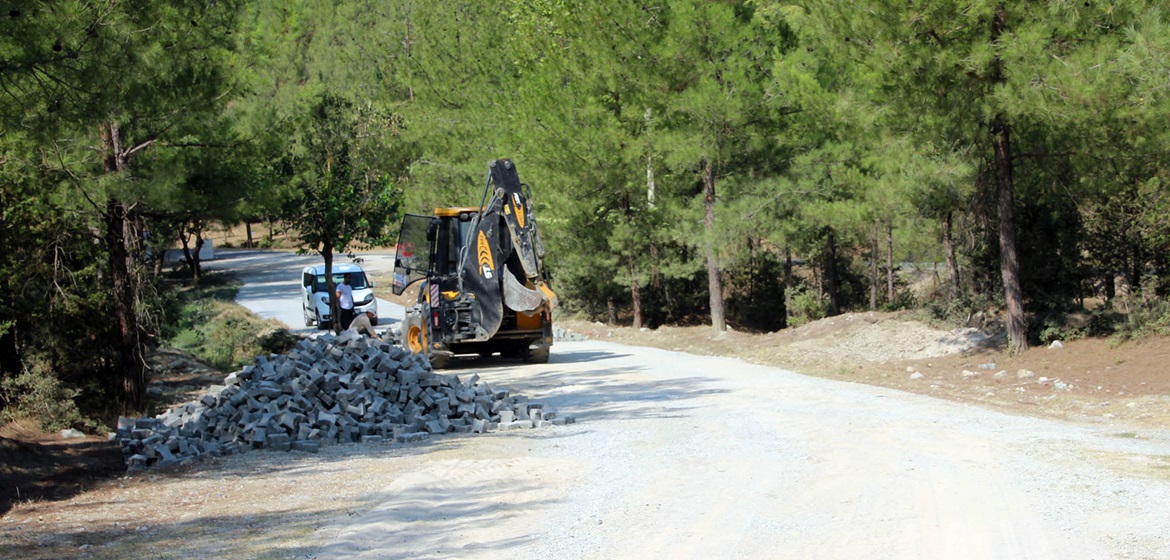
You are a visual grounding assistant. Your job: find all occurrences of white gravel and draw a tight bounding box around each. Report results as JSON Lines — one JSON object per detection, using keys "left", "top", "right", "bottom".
{"left": 303, "top": 341, "right": 1170, "bottom": 560}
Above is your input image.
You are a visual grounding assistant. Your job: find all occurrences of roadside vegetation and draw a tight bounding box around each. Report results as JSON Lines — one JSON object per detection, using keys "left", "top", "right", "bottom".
{"left": 3, "top": 1, "right": 1170, "bottom": 432}
{"left": 159, "top": 275, "right": 274, "bottom": 373}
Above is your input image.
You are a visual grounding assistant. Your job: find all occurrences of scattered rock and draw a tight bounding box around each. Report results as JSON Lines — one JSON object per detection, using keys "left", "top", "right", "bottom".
{"left": 1017, "top": 369, "right": 1035, "bottom": 379}
{"left": 1048, "top": 340, "right": 1064, "bottom": 349}
{"left": 979, "top": 363, "right": 997, "bottom": 370}
{"left": 961, "top": 370, "right": 980, "bottom": 378}
{"left": 909, "top": 372, "right": 924, "bottom": 380}
{"left": 993, "top": 370, "right": 1008, "bottom": 379}
{"left": 59, "top": 429, "right": 86, "bottom": 439}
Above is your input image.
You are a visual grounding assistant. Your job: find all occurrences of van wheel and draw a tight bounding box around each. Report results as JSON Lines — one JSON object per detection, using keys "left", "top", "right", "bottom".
{"left": 304, "top": 306, "right": 315, "bottom": 327}
{"left": 316, "top": 311, "right": 329, "bottom": 330}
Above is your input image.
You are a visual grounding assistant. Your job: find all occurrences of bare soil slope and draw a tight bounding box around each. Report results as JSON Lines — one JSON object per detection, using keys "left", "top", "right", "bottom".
{"left": 560, "top": 312, "right": 1170, "bottom": 426}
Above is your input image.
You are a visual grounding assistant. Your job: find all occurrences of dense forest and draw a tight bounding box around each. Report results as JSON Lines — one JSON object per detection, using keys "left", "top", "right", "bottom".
{"left": 2, "top": 1, "right": 1169, "bottom": 418}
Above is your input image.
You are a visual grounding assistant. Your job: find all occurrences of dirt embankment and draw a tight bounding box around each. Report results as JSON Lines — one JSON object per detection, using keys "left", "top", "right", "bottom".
{"left": 559, "top": 312, "right": 1170, "bottom": 427}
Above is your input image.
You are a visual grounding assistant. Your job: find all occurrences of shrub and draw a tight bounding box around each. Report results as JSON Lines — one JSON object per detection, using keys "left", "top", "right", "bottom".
{"left": 0, "top": 360, "right": 97, "bottom": 432}
{"left": 1029, "top": 311, "right": 1086, "bottom": 345}
{"left": 883, "top": 288, "right": 918, "bottom": 312}
{"left": 920, "top": 291, "right": 1000, "bottom": 328}
{"left": 1114, "top": 297, "right": 1170, "bottom": 340}
{"left": 785, "top": 285, "right": 828, "bottom": 328}
{"left": 161, "top": 274, "right": 270, "bottom": 371}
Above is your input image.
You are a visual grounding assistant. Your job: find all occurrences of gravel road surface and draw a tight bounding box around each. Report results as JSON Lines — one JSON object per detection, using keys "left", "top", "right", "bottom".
{"left": 221, "top": 250, "right": 1170, "bottom": 560}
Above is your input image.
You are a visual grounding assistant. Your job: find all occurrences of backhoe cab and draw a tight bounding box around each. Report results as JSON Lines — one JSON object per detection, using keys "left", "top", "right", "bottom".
{"left": 392, "top": 159, "right": 557, "bottom": 368}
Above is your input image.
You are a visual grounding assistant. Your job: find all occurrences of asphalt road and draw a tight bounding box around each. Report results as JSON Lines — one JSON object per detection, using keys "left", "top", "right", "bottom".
{"left": 205, "top": 249, "right": 404, "bottom": 335}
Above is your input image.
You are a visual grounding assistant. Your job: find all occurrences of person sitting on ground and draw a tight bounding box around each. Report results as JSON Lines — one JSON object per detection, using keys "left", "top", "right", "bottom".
{"left": 348, "top": 309, "right": 378, "bottom": 337}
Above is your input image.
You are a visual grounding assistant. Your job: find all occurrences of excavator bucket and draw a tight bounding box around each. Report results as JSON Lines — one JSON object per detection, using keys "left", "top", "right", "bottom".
{"left": 503, "top": 272, "right": 545, "bottom": 313}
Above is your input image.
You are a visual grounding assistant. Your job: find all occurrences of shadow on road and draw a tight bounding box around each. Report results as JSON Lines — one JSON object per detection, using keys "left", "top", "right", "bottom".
{"left": 442, "top": 344, "right": 727, "bottom": 423}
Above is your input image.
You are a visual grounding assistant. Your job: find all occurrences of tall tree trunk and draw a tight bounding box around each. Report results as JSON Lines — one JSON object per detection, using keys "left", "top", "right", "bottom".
{"left": 646, "top": 108, "right": 656, "bottom": 207}
{"left": 192, "top": 231, "right": 204, "bottom": 283}
{"left": 943, "top": 210, "right": 961, "bottom": 295}
{"left": 993, "top": 116, "right": 1026, "bottom": 352}
{"left": 630, "top": 271, "right": 643, "bottom": 330}
{"left": 101, "top": 122, "right": 147, "bottom": 410}
{"left": 870, "top": 225, "right": 879, "bottom": 311}
{"left": 245, "top": 221, "right": 254, "bottom": 248}
{"left": 1129, "top": 244, "right": 1143, "bottom": 293}
{"left": 782, "top": 246, "right": 792, "bottom": 329}
{"left": 748, "top": 236, "right": 757, "bottom": 299}
{"left": 886, "top": 223, "right": 895, "bottom": 303}
{"left": 826, "top": 228, "right": 842, "bottom": 316}
{"left": 179, "top": 226, "right": 204, "bottom": 282}
{"left": 607, "top": 298, "right": 617, "bottom": 325}
{"left": 322, "top": 245, "right": 339, "bottom": 333}
{"left": 106, "top": 198, "right": 146, "bottom": 409}
{"left": 0, "top": 326, "right": 20, "bottom": 378}
{"left": 703, "top": 159, "right": 726, "bottom": 331}
{"left": 991, "top": 5, "right": 1027, "bottom": 353}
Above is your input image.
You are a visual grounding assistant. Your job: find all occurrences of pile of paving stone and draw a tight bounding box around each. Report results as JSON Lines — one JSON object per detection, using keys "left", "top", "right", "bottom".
{"left": 116, "top": 331, "right": 572, "bottom": 472}
{"left": 552, "top": 325, "right": 589, "bottom": 342}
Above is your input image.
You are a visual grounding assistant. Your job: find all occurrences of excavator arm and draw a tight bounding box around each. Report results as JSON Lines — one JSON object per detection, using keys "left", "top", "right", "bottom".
{"left": 458, "top": 159, "right": 556, "bottom": 341}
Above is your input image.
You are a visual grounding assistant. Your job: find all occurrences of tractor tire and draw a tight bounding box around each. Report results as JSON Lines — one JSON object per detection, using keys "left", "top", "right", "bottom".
{"left": 524, "top": 344, "right": 550, "bottom": 364}
{"left": 405, "top": 321, "right": 426, "bottom": 354}
{"left": 502, "top": 341, "right": 526, "bottom": 359}
{"left": 428, "top": 352, "right": 450, "bottom": 369}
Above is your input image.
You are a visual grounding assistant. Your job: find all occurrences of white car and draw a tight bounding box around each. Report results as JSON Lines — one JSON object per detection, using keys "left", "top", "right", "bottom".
{"left": 300, "top": 263, "right": 378, "bottom": 329}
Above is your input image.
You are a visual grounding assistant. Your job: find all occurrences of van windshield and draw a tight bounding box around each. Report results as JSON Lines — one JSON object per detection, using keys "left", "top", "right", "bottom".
{"left": 314, "top": 272, "right": 369, "bottom": 292}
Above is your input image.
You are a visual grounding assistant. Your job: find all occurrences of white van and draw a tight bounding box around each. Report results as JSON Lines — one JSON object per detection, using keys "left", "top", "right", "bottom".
{"left": 300, "top": 263, "right": 378, "bottom": 329}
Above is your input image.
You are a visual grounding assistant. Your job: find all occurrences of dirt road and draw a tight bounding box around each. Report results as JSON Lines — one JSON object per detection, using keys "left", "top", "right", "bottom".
{"left": 202, "top": 250, "right": 1169, "bottom": 559}
{"left": 295, "top": 342, "right": 1170, "bottom": 559}
{"left": 9, "top": 250, "right": 1165, "bottom": 559}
